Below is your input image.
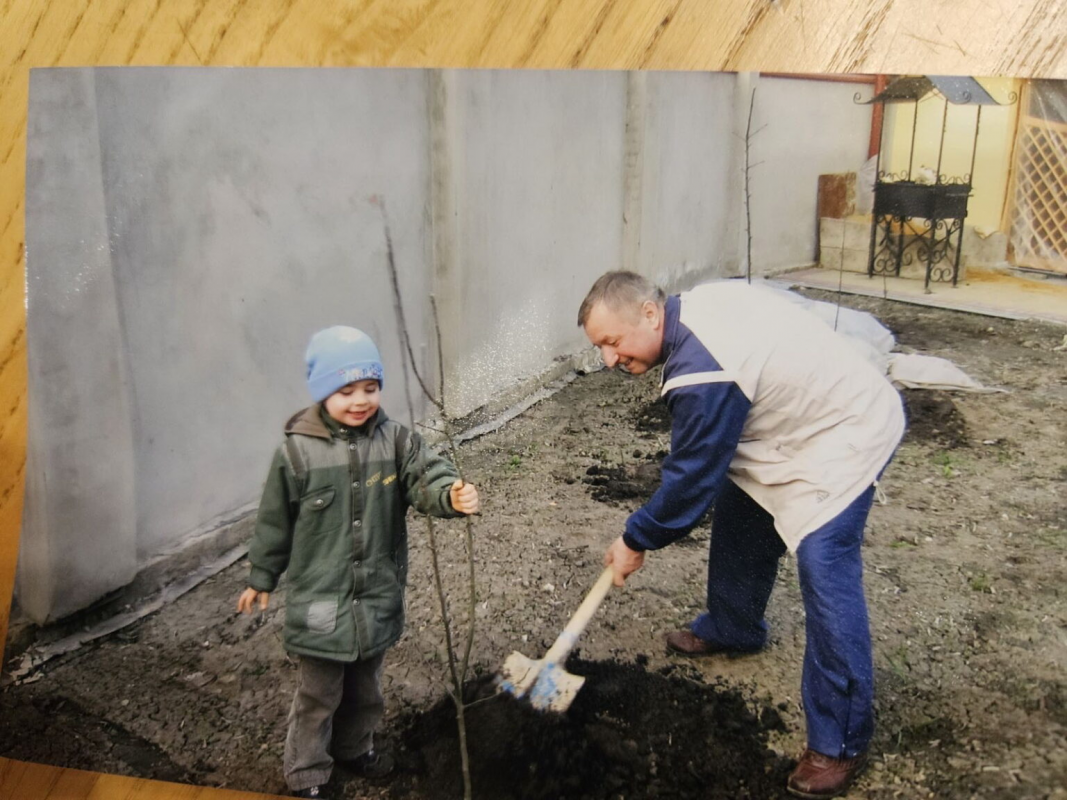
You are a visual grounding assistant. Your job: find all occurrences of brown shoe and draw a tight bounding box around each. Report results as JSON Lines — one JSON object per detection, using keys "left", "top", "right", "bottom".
{"left": 787, "top": 749, "right": 867, "bottom": 798}
{"left": 665, "top": 630, "right": 759, "bottom": 656}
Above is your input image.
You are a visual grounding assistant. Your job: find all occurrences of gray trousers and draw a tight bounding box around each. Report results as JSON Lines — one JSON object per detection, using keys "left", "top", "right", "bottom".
{"left": 283, "top": 653, "right": 386, "bottom": 791}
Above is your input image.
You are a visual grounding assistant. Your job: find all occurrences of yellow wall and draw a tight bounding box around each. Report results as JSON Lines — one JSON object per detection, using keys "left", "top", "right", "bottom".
{"left": 882, "top": 77, "right": 1021, "bottom": 231}
{"left": 1, "top": 1, "right": 1065, "bottom": 663}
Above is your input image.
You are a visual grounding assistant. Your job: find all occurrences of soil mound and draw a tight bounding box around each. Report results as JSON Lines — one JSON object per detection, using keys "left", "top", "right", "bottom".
{"left": 634, "top": 398, "right": 671, "bottom": 434}
{"left": 901, "top": 389, "right": 968, "bottom": 449}
{"left": 582, "top": 463, "right": 661, "bottom": 506}
{"left": 390, "top": 658, "right": 793, "bottom": 799}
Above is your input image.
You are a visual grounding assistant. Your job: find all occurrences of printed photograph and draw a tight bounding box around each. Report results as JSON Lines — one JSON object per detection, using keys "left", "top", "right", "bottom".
{"left": 4, "top": 67, "right": 1066, "bottom": 799}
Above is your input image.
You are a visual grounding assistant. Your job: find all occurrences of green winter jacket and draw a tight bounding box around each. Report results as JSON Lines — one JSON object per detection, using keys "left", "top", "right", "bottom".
{"left": 247, "top": 405, "right": 462, "bottom": 661}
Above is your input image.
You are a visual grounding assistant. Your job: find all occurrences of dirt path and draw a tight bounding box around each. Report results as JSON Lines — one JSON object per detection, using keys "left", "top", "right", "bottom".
{"left": 2, "top": 291, "right": 1065, "bottom": 799}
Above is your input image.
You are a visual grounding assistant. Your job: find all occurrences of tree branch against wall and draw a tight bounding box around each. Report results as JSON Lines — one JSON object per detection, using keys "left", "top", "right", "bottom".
{"left": 742, "top": 87, "right": 766, "bottom": 282}
{"left": 374, "top": 196, "right": 480, "bottom": 800}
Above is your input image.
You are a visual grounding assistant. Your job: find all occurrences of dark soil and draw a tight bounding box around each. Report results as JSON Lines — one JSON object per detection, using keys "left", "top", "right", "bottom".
{"left": 901, "top": 389, "right": 969, "bottom": 449}
{"left": 634, "top": 398, "right": 672, "bottom": 434}
{"left": 0, "top": 691, "right": 194, "bottom": 783}
{"left": 389, "top": 659, "right": 792, "bottom": 800}
{"left": 582, "top": 462, "right": 661, "bottom": 506}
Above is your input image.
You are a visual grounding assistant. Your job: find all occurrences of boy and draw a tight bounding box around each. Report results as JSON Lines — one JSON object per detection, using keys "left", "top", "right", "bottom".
{"left": 237, "top": 326, "right": 480, "bottom": 799}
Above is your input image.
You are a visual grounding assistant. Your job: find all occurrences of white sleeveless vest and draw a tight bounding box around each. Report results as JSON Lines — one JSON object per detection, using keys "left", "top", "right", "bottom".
{"left": 666, "top": 282, "right": 905, "bottom": 550}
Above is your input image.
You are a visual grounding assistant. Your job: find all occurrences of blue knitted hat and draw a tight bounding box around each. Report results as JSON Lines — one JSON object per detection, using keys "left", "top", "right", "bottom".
{"left": 305, "top": 326, "right": 384, "bottom": 403}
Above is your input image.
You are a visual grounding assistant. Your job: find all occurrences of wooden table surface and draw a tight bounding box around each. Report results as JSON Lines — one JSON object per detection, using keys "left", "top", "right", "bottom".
{"left": 0, "top": 1, "right": 1063, "bottom": 798}
{"left": 1, "top": 756, "right": 286, "bottom": 799}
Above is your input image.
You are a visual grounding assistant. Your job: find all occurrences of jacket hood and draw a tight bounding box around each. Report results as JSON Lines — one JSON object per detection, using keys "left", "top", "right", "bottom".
{"left": 284, "top": 404, "right": 389, "bottom": 440}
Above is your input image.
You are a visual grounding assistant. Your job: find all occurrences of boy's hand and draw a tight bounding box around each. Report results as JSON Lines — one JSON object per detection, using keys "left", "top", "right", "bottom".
{"left": 449, "top": 479, "right": 480, "bottom": 515}
{"left": 237, "top": 587, "right": 270, "bottom": 614}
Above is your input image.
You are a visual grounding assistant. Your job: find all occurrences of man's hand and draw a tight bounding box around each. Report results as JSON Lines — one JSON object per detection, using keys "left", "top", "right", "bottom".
{"left": 604, "top": 536, "right": 645, "bottom": 587}
{"left": 237, "top": 587, "right": 270, "bottom": 614}
{"left": 450, "top": 479, "right": 480, "bottom": 515}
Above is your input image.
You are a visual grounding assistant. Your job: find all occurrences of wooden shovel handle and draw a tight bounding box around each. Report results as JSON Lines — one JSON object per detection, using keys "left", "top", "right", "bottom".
{"left": 541, "top": 566, "right": 615, "bottom": 667}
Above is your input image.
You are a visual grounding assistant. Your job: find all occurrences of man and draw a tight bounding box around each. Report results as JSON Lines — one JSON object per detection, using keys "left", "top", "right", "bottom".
{"left": 578, "top": 271, "right": 904, "bottom": 799}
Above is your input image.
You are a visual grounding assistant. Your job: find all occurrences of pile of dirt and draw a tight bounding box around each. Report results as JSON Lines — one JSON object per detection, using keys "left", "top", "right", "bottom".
{"left": 900, "top": 389, "right": 969, "bottom": 449}
{"left": 634, "top": 398, "right": 672, "bottom": 434}
{"left": 582, "top": 462, "right": 661, "bottom": 506}
{"left": 390, "top": 658, "right": 792, "bottom": 800}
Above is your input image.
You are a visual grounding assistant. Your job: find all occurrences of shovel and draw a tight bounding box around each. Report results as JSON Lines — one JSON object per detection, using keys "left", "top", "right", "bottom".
{"left": 497, "top": 566, "right": 615, "bottom": 712}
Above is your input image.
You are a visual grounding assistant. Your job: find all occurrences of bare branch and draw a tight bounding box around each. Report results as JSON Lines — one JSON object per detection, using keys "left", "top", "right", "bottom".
{"left": 378, "top": 195, "right": 476, "bottom": 798}
{"left": 744, "top": 87, "right": 757, "bottom": 284}
{"left": 375, "top": 196, "right": 443, "bottom": 412}
{"left": 431, "top": 294, "right": 446, "bottom": 409}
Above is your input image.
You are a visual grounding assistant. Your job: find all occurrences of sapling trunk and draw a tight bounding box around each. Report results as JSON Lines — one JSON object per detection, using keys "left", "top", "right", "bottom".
{"left": 745, "top": 87, "right": 755, "bottom": 284}
{"left": 375, "top": 196, "right": 477, "bottom": 800}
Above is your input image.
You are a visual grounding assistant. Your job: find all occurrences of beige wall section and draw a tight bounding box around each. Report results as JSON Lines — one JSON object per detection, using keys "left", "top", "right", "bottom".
{"left": 0, "top": 0, "right": 1064, "bottom": 661}
{"left": 882, "top": 77, "right": 1021, "bottom": 231}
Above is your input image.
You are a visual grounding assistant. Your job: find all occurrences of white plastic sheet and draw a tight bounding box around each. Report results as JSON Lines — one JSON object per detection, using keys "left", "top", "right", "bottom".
{"left": 766, "top": 284, "right": 1002, "bottom": 393}
{"left": 886, "top": 353, "right": 1005, "bottom": 393}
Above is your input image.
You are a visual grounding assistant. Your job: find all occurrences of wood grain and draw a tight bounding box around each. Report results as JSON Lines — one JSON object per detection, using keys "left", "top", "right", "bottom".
{"left": 0, "top": 0, "right": 1063, "bottom": 766}
{"left": 0, "top": 756, "right": 286, "bottom": 799}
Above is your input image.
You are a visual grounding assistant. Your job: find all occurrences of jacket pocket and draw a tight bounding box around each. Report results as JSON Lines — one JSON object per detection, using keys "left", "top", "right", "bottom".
{"left": 286, "top": 593, "right": 339, "bottom": 635}
{"left": 284, "top": 591, "right": 350, "bottom": 653}
{"left": 295, "top": 486, "right": 341, "bottom": 536}
{"left": 306, "top": 599, "right": 338, "bottom": 634}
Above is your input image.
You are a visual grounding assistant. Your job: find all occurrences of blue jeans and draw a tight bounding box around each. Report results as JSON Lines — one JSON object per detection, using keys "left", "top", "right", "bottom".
{"left": 690, "top": 480, "right": 877, "bottom": 758}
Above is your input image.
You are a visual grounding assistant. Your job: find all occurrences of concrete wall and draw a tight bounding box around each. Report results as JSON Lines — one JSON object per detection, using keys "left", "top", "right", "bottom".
{"left": 21, "top": 71, "right": 140, "bottom": 621}
{"left": 22, "top": 68, "right": 438, "bottom": 621}
{"left": 624, "top": 71, "right": 740, "bottom": 282}
{"left": 750, "top": 76, "right": 876, "bottom": 270}
{"left": 432, "top": 70, "right": 628, "bottom": 416}
{"left": 19, "top": 68, "right": 874, "bottom": 623}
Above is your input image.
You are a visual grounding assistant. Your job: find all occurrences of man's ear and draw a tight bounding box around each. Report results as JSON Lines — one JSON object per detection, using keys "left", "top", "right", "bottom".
{"left": 641, "top": 300, "right": 662, "bottom": 328}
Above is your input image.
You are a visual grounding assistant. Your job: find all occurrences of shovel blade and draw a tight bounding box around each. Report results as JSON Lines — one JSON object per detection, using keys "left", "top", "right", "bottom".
{"left": 527, "top": 661, "right": 586, "bottom": 713}
{"left": 497, "top": 651, "right": 542, "bottom": 697}
{"left": 497, "top": 653, "right": 587, "bottom": 711}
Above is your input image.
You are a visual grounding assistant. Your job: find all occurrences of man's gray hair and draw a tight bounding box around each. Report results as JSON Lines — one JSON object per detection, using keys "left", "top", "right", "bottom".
{"left": 577, "top": 271, "right": 667, "bottom": 327}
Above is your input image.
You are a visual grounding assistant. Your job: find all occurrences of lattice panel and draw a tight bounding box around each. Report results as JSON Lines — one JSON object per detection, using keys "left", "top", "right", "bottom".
{"left": 1009, "top": 116, "right": 1067, "bottom": 274}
